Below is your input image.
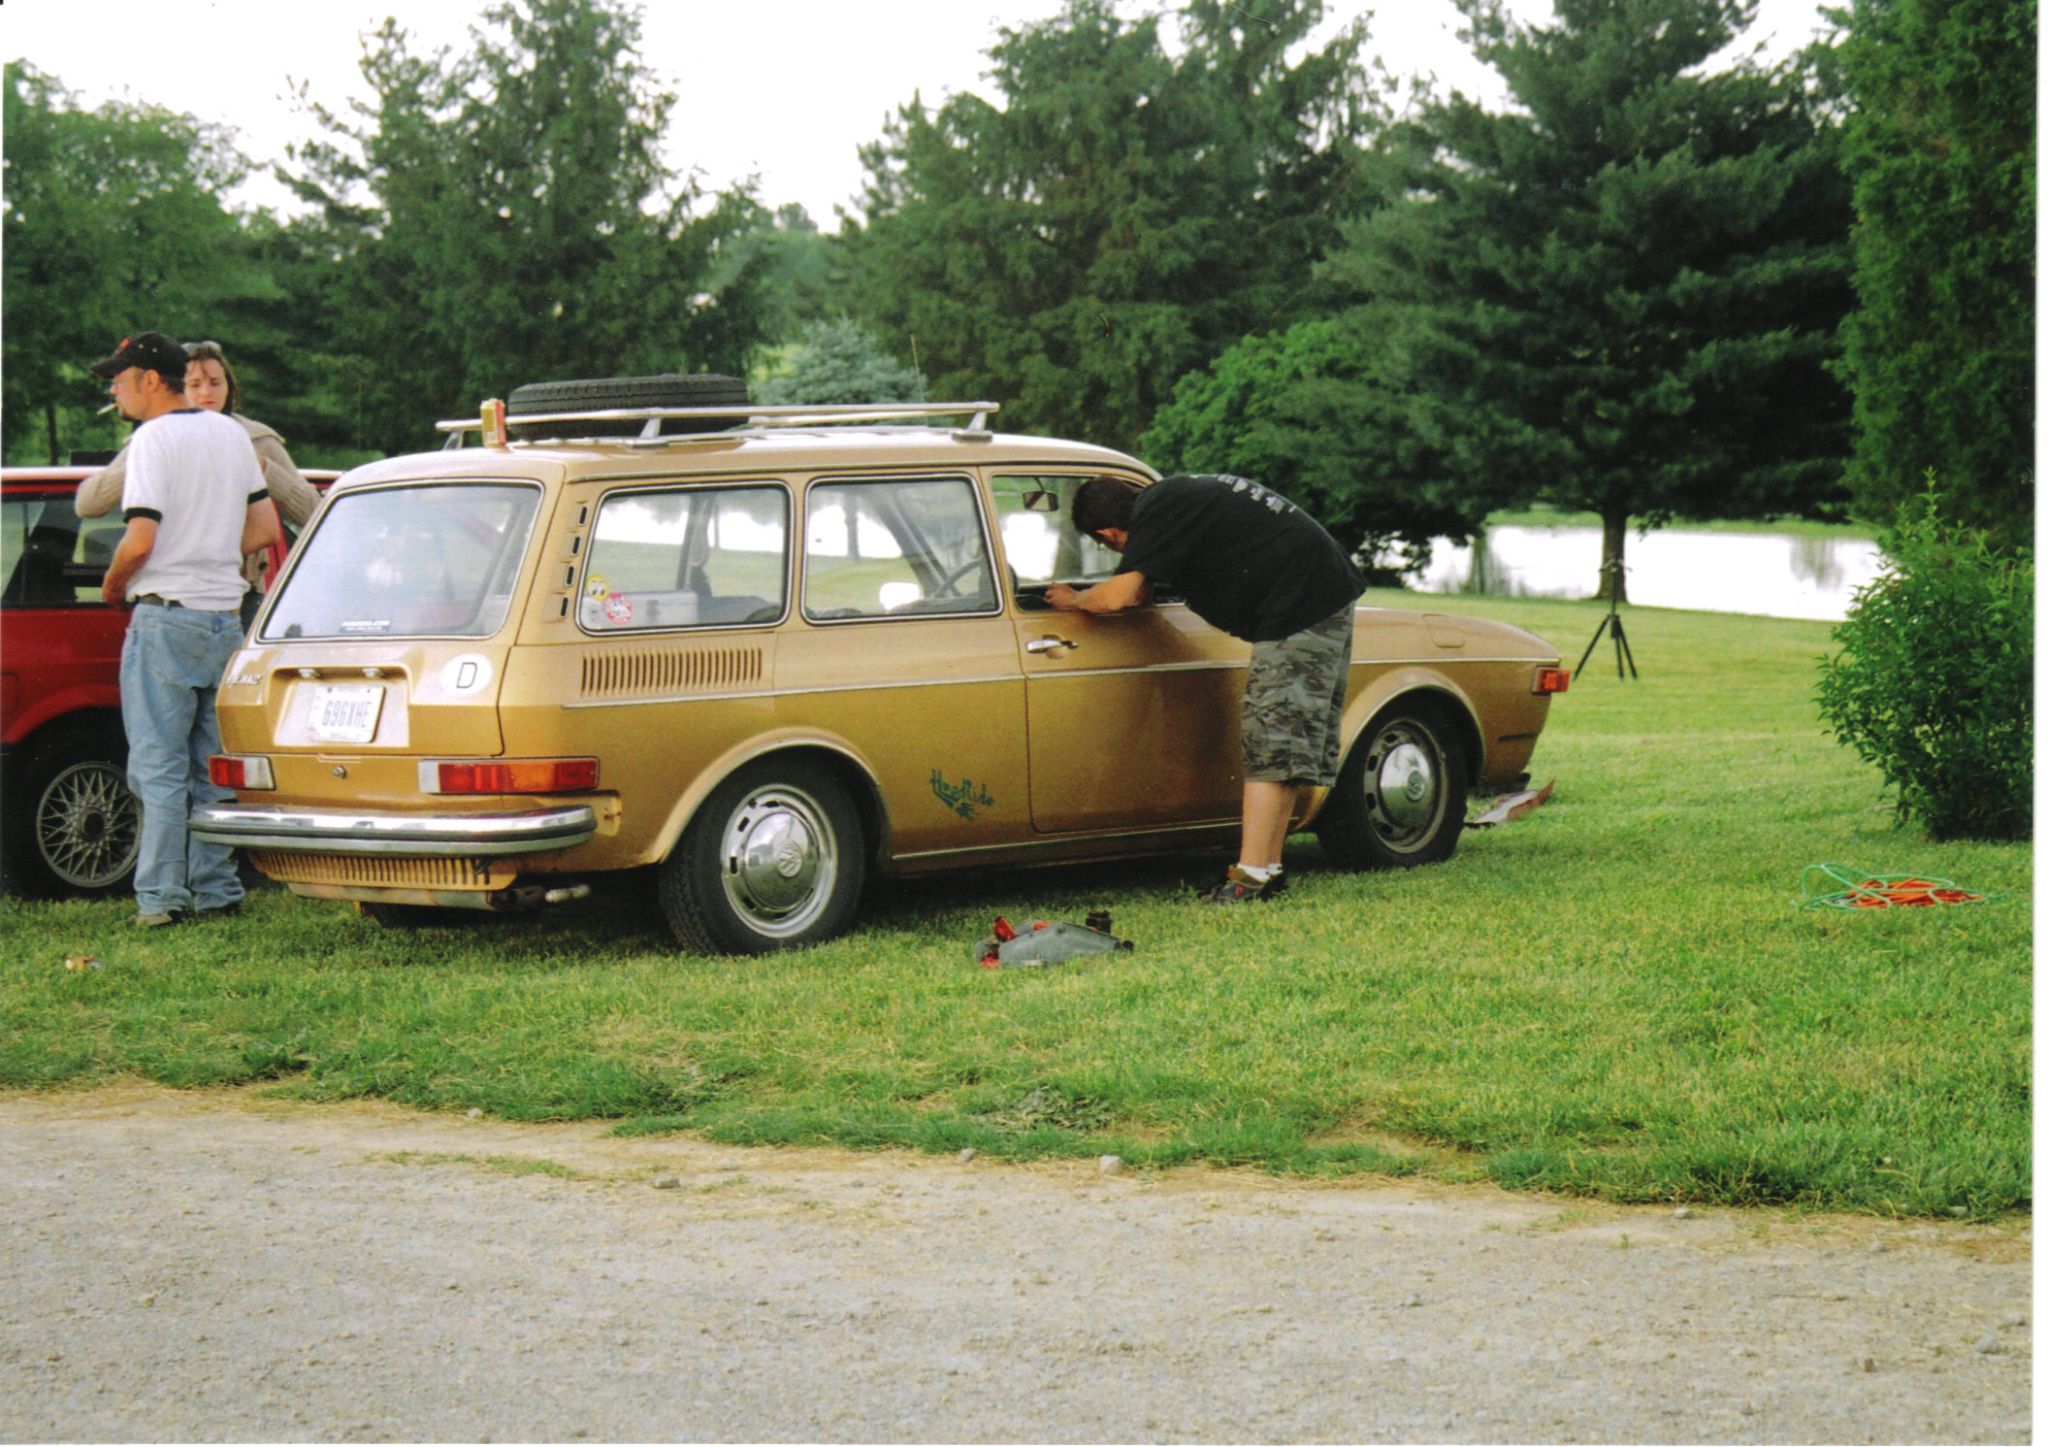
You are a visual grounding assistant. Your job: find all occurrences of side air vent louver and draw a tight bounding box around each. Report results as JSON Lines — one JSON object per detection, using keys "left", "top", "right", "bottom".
{"left": 580, "top": 646, "right": 765, "bottom": 699}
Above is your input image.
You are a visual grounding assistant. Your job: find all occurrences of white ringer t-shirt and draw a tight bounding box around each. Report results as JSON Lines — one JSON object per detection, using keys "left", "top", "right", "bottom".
{"left": 122, "top": 408, "right": 268, "bottom": 611}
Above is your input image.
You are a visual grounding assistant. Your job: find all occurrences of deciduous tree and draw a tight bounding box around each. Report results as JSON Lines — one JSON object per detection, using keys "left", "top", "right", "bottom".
{"left": 2, "top": 63, "right": 249, "bottom": 462}
{"left": 1140, "top": 316, "right": 1484, "bottom": 571}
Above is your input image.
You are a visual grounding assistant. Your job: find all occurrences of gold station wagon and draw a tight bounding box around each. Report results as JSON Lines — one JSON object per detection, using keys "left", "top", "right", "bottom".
{"left": 193, "top": 377, "right": 1567, "bottom": 953}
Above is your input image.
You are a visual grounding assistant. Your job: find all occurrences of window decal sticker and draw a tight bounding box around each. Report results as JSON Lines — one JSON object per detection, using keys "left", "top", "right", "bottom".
{"left": 441, "top": 654, "right": 494, "bottom": 696}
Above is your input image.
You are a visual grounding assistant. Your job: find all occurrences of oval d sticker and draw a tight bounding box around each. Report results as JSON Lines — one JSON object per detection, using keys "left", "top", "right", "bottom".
{"left": 441, "top": 654, "right": 494, "bottom": 697}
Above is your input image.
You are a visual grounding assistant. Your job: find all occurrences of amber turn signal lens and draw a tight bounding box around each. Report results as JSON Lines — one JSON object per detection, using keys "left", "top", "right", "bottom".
{"left": 1533, "top": 667, "right": 1571, "bottom": 694}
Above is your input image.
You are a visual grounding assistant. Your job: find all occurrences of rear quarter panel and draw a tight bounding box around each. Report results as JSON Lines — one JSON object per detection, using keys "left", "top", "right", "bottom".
{"left": 1336, "top": 606, "right": 1561, "bottom": 796}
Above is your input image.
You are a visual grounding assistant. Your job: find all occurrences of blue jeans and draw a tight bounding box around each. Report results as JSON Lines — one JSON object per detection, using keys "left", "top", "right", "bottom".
{"left": 119, "top": 604, "right": 245, "bottom": 915}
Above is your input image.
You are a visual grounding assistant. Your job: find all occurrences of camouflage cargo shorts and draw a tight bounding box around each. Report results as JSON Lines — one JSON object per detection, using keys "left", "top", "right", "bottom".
{"left": 1241, "top": 604, "right": 1353, "bottom": 786}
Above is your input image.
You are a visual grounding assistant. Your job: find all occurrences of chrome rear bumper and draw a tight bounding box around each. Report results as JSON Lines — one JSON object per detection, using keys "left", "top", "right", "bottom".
{"left": 188, "top": 803, "right": 598, "bottom": 856}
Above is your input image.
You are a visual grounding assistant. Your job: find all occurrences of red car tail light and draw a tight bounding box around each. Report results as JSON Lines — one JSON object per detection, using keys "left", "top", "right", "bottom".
{"left": 424, "top": 758, "right": 600, "bottom": 795}
{"left": 208, "top": 754, "right": 276, "bottom": 790}
{"left": 1533, "top": 667, "right": 1570, "bottom": 694}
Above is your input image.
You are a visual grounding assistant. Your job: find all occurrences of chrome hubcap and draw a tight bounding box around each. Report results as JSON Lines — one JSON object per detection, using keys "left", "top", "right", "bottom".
{"left": 1366, "top": 723, "right": 1444, "bottom": 848}
{"left": 718, "top": 784, "right": 838, "bottom": 937}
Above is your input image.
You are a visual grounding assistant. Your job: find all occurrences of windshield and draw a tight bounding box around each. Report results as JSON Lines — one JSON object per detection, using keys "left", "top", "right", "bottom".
{"left": 261, "top": 482, "right": 542, "bottom": 640}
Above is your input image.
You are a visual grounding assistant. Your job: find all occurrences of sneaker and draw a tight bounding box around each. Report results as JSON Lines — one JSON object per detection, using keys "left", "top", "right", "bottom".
{"left": 1260, "top": 869, "right": 1288, "bottom": 899}
{"left": 1198, "top": 866, "right": 1271, "bottom": 904}
{"left": 194, "top": 901, "right": 243, "bottom": 920}
{"left": 132, "top": 911, "right": 184, "bottom": 929}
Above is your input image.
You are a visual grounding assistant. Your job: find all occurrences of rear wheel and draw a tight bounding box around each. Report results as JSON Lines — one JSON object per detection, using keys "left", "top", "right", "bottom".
{"left": 2, "top": 727, "right": 139, "bottom": 897}
{"left": 1317, "top": 701, "right": 1469, "bottom": 870}
{"left": 659, "top": 759, "right": 866, "bottom": 955}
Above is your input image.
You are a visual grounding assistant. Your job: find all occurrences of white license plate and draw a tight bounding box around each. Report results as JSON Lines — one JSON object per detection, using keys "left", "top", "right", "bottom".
{"left": 308, "top": 683, "right": 385, "bottom": 744}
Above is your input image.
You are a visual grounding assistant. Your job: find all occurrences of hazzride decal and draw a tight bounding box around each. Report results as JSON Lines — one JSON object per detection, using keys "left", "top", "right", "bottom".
{"left": 930, "top": 769, "right": 995, "bottom": 820}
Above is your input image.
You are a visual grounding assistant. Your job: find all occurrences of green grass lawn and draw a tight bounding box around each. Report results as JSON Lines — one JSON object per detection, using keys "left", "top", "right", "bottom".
{"left": 1, "top": 595, "right": 2028, "bottom": 1217}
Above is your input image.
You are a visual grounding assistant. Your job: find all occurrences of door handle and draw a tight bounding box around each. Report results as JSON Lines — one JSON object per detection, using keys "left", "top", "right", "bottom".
{"left": 1025, "top": 635, "right": 1079, "bottom": 654}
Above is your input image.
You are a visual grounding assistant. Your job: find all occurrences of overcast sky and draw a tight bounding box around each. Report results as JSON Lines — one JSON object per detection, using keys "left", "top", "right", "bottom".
{"left": 5, "top": 0, "right": 1839, "bottom": 225}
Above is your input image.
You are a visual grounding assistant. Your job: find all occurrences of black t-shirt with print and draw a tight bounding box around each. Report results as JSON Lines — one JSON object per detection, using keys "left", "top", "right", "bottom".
{"left": 1117, "top": 474, "right": 1364, "bottom": 642}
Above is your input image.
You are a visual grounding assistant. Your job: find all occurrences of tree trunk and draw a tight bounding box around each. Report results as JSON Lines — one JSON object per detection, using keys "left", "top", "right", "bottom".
{"left": 1597, "top": 508, "right": 1628, "bottom": 605}
{"left": 44, "top": 401, "right": 60, "bottom": 464}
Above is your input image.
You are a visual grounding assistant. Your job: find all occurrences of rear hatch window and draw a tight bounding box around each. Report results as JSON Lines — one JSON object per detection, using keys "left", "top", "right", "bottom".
{"left": 261, "top": 482, "right": 542, "bottom": 640}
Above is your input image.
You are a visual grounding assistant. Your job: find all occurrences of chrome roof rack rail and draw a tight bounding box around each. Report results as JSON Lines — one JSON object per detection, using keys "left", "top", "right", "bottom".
{"left": 436, "top": 400, "right": 1000, "bottom": 447}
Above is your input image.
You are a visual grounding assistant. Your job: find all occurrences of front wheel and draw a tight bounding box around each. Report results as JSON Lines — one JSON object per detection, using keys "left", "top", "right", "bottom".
{"left": 1317, "top": 702, "right": 1469, "bottom": 870}
{"left": 659, "top": 759, "right": 867, "bottom": 955}
{"left": 2, "top": 728, "right": 140, "bottom": 897}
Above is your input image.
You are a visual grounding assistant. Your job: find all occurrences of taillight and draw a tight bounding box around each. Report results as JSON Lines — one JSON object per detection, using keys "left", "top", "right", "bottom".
{"left": 209, "top": 754, "right": 276, "bottom": 790}
{"left": 1533, "top": 666, "right": 1570, "bottom": 694}
{"left": 422, "top": 758, "right": 600, "bottom": 794}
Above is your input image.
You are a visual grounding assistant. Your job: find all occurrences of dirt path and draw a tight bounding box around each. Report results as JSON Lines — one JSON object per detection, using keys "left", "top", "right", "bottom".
{"left": 0, "top": 1085, "right": 2030, "bottom": 1443}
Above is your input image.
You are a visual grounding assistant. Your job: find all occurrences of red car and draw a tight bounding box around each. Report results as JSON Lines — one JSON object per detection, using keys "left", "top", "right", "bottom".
{"left": 1, "top": 464, "right": 334, "bottom": 896}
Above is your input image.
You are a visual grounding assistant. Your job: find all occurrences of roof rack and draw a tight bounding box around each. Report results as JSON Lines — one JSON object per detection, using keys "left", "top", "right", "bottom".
{"left": 436, "top": 400, "right": 1001, "bottom": 449}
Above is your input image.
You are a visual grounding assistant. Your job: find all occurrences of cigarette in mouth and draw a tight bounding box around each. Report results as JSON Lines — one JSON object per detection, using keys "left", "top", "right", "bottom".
{"left": 97, "top": 403, "right": 117, "bottom": 415}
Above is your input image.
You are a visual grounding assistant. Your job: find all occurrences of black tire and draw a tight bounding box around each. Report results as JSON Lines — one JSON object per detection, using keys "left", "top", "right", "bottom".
{"left": 1316, "top": 699, "right": 1470, "bottom": 870}
{"left": 659, "top": 758, "right": 867, "bottom": 955}
{"left": 506, "top": 374, "right": 751, "bottom": 440}
{"left": 1, "top": 724, "right": 140, "bottom": 898}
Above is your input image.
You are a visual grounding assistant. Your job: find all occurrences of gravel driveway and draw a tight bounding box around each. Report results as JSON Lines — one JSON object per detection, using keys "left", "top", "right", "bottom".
{"left": 0, "top": 1085, "right": 2029, "bottom": 1443}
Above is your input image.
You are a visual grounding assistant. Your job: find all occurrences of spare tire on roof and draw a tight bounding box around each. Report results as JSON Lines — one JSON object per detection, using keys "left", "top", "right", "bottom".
{"left": 506, "top": 374, "right": 752, "bottom": 439}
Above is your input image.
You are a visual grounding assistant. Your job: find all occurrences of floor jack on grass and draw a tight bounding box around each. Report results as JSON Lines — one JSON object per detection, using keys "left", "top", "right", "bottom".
{"left": 977, "top": 911, "right": 1133, "bottom": 969}
{"left": 975, "top": 780, "right": 1559, "bottom": 968}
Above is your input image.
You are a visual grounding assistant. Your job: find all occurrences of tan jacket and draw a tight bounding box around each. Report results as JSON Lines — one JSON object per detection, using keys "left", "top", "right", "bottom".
{"left": 75, "top": 412, "right": 320, "bottom": 527}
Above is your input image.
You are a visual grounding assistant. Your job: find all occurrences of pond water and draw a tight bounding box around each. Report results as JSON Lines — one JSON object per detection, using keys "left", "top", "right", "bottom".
{"left": 1407, "top": 525, "right": 1886, "bottom": 621}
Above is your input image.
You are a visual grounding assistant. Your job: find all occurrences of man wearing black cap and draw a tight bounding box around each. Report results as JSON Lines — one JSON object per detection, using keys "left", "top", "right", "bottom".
{"left": 90, "top": 332, "right": 281, "bottom": 927}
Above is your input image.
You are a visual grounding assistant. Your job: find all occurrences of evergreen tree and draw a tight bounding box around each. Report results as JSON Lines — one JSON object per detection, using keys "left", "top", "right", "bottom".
{"left": 1831, "top": 0, "right": 2034, "bottom": 544}
{"left": 741, "top": 205, "right": 842, "bottom": 346}
{"left": 840, "top": 0, "right": 1382, "bottom": 452}
{"left": 755, "top": 319, "right": 923, "bottom": 406}
{"left": 1324, "top": 0, "right": 1854, "bottom": 598}
{"left": 281, "top": 0, "right": 772, "bottom": 448}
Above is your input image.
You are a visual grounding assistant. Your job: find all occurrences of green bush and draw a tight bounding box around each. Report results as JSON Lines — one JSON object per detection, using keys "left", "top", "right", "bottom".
{"left": 1817, "top": 476, "right": 2033, "bottom": 840}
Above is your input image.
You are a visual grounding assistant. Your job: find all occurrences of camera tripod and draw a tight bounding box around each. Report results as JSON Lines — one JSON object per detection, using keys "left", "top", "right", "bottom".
{"left": 1574, "top": 558, "right": 1639, "bottom": 681}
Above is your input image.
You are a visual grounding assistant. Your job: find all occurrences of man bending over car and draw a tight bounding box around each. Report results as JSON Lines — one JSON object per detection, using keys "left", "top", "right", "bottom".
{"left": 1045, "top": 475, "right": 1364, "bottom": 903}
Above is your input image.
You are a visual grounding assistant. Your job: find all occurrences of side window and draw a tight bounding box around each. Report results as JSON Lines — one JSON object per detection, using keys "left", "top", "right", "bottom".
{"left": 0, "top": 492, "right": 127, "bottom": 608}
{"left": 803, "top": 477, "right": 996, "bottom": 620}
{"left": 990, "top": 474, "right": 1130, "bottom": 590}
{"left": 580, "top": 485, "right": 788, "bottom": 632}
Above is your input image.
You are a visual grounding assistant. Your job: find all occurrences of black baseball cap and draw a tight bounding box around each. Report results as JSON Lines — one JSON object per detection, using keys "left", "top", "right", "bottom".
{"left": 88, "top": 332, "right": 189, "bottom": 380}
